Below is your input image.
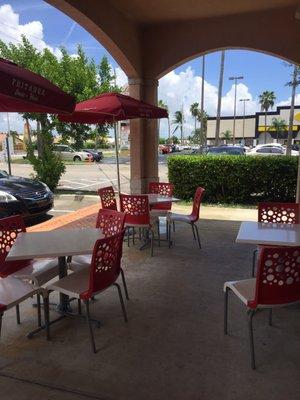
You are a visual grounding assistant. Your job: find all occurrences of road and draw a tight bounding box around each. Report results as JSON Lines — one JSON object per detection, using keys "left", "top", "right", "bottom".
{"left": 0, "top": 156, "right": 169, "bottom": 194}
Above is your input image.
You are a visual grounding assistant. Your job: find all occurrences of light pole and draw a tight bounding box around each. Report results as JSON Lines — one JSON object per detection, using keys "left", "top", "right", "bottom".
{"left": 239, "top": 98, "right": 250, "bottom": 144}
{"left": 229, "top": 76, "right": 243, "bottom": 143}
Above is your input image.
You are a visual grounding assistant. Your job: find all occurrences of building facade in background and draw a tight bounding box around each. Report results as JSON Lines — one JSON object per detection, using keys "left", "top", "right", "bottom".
{"left": 207, "top": 105, "right": 300, "bottom": 146}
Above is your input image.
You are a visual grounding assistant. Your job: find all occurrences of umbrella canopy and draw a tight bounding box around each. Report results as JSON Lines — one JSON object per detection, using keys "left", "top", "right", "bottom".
{"left": 0, "top": 58, "right": 75, "bottom": 114}
{"left": 58, "top": 92, "right": 168, "bottom": 123}
{"left": 58, "top": 92, "right": 168, "bottom": 194}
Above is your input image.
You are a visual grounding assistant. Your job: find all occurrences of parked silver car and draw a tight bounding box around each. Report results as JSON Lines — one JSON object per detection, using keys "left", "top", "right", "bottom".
{"left": 53, "top": 145, "right": 90, "bottom": 161}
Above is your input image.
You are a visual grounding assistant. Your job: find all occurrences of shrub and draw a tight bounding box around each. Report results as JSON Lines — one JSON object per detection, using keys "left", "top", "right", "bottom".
{"left": 168, "top": 155, "right": 298, "bottom": 204}
{"left": 27, "top": 143, "right": 66, "bottom": 191}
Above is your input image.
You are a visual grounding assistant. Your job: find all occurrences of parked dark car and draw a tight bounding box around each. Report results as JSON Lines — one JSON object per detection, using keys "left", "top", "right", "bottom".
{"left": 83, "top": 149, "right": 103, "bottom": 162}
{"left": 0, "top": 170, "right": 53, "bottom": 219}
{"left": 205, "top": 146, "right": 245, "bottom": 155}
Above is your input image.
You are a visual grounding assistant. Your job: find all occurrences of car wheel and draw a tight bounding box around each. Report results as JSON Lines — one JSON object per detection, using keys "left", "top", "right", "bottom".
{"left": 73, "top": 156, "right": 81, "bottom": 162}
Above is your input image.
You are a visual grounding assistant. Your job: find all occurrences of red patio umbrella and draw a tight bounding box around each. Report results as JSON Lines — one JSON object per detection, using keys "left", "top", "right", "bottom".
{"left": 0, "top": 58, "right": 76, "bottom": 174}
{"left": 0, "top": 58, "right": 75, "bottom": 114}
{"left": 58, "top": 92, "right": 168, "bottom": 193}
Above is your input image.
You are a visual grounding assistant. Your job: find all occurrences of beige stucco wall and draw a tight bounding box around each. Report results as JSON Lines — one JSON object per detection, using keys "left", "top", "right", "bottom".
{"left": 207, "top": 118, "right": 256, "bottom": 139}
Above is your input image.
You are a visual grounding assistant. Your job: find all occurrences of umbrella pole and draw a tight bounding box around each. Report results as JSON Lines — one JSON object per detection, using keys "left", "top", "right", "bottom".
{"left": 6, "top": 112, "right": 12, "bottom": 175}
{"left": 113, "top": 121, "right": 121, "bottom": 194}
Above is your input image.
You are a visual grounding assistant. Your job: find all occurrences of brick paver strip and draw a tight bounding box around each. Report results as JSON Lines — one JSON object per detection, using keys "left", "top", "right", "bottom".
{"left": 28, "top": 203, "right": 100, "bottom": 232}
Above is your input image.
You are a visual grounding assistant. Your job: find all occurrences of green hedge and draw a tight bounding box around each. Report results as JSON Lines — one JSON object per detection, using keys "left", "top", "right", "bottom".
{"left": 168, "top": 155, "right": 298, "bottom": 204}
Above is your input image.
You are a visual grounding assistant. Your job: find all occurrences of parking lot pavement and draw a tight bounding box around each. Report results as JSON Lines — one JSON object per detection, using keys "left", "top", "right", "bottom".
{"left": 0, "top": 158, "right": 168, "bottom": 193}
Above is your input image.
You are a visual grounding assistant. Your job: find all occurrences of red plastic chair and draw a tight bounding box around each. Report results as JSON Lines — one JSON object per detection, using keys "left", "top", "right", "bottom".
{"left": 120, "top": 194, "right": 154, "bottom": 256}
{"left": 148, "top": 182, "right": 174, "bottom": 211}
{"left": 0, "top": 215, "right": 58, "bottom": 326}
{"left": 224, "top": 245, "right": 300, "bottom": 369}
{"left": 48, "top": 230, "right": 126, "bottom": 353}
{"left": 98, "top": 186, "right": 118, "bottom": 210}
{"left": 70, "top": 209, "right": 129, "bottom": 300}
{"left": 167, "top": 187, "right": 205, "bottom": 249}
{"left": 252, "top": 202, "right": 299, "bottom": 276}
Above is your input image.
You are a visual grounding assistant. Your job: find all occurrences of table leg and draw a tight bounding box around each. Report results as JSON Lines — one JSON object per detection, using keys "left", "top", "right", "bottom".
{"left": 57, "top": 256, "right": 71, "bottom": 312}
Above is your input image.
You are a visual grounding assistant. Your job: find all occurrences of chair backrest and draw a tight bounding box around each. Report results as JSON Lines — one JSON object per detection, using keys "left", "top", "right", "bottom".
{"left": 119, "top": 194, "right": 150, "bottom": 225}
{"left": 258, "top": 202, "right": 299, "bottom": 224}
{"left": 0, "top": 215, "right": 31, "bottom": 277}
{"left": 249, "top": 246, "right": 300, "bottom": 308}
{"left": 190, "top": 187, "right": 205, "bottom": 222}
{"left": 80, "top": 230, "right": 125, "bottom": 299}
{"left": 148, "top": 182, "right": 174, "bottom": 210}
{"left": 96, "top": 209, "right": 126, "bottom": 237}
{"left": 98, "top": 186, "right": 117, "bottom": 210}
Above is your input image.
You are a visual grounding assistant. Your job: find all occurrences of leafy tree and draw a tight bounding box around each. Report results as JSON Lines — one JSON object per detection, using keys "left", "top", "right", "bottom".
{"left": 259, "top": 90, "right": 276, "bottom": 144}
{"left": 172, "top": 110, "right": 184, "bottom": 145}
{"left": 221, "top": 129, "right": 233, "bottom": 144}
{"left": 270, "top": 118, "right": 288, "bottom": 142}
{"left": 159, "top": 137, "right": 167, "bottom": 144}
{"left": 170, "top": 135, "right": 179, "bottom": 145}
{"left": 0, "top": 36, "right": 122, "bottom": 188}
{"left": 190, "top": 102, "right": 199, "bottom": 132}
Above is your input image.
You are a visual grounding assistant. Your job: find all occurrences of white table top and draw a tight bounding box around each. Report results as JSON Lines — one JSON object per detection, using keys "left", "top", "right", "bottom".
{"left": 7, "top": 228, "right": 104, "bottom": 261}
{"left": 236, "top": 221, "right": 300, "bottom": 246}
{"left": 147, "top": 194, "right": 180, "bottom": 205}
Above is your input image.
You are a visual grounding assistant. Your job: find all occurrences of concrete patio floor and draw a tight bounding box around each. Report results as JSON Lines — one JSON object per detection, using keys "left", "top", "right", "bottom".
{"left": 1, "top": 216, "right": 300, "bottom": 400}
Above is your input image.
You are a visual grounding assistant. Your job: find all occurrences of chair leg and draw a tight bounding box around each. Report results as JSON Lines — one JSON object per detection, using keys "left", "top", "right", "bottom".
{"left": 139, "top": 228, "right": 142, "bottom": 240}
{"left": 247, "top": 309, "right": 256, "bottom": 370}
{"left": 16, "top": 304, "right": 20, "bottom": 325}
{"left": 133, "top": 228, "right": 135, "bottom": 245}
{"left": 43, "top": 295, "right": 50, "bottom": 341}
{"left": 78, "top": 299, "right": 82, "bottom": 315}
{"left": 252, "top": 249, "right": 258, "bottom": 277}
{"left": 84, "top": 300, "right": 96, "bottom": 353}
{"left": 166, "top": 220, "right": 169, "bottom": 239}
{"left": 157, "top": 219, "right": 161, "bottom": 247}
{"left": 113, "top": 283, "right": 128, "bottom": 322}
{"left": 127, "top": 227, "right": 130, "bottom": 247}
{"left": 224, "top": 287, "right": 229, "bottom": 335}
{"left": 173, "top": 221, "right": 175, "bottom": 232}
{"left": 268, "top": 308, "right": 273, "bottom": 326}
{"left": 0, "top": 312, "right": 3, "bottom": 337}
{"left": 150, "top": 228, "right": 154, "bottom": 257}
{"left": 36, "top": 294, "right": 42, "bottom": 327}
{"left": 191, "top": 223, "right": 196, "bottom": 240}
{"left": 168, "top": 221, "right": 172, "bottom": 248}
{"left": 194, "top": 223, "right": 201, "bottom": 249}
{"left": 120, "top": 268, "right": 129, "bottom": 300}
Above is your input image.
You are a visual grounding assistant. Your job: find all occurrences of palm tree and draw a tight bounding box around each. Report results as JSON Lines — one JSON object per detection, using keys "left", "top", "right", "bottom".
{"left": 197, "top": 110, "right": 209, "bottom": 145}
{"left": 158, "top": 99, "right": 170, "bottom": 140}
{"left": 259, "top": 90, "right": 276, "bottom": 144}
{"left": 172, "top": 110, "right": 184, "bottom": 145}
{"left": 221, "top": 129, "right": 232, "bottom": 144}
{"left": 270, "top": 118, "right": 288, "bottom": 142}
{"left": 286, "top": 65, "right": 300, "bottom": 155}
{"left": 190, "top": 102, "right": 199, "bottom": 132}
{"left": 215, "top": 50, "right": 225, "bottom": 146}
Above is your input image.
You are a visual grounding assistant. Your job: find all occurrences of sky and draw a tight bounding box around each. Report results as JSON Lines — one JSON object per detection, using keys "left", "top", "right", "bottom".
{"left": 0, "top": 0, "right": 298, "bottom": 137}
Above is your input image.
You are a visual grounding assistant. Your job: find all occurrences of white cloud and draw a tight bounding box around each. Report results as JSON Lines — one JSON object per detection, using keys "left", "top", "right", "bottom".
{"left": 158, "top": 67, "right": 259, "bottom": 137}
{"left": 0, "top": 4, "right": 62, "bottom": 57}
{"left": 277, "top": 94, "right": 300, "bottom": 107}
{"left": 115, "top": 66, "right": 128, "bottom": 90}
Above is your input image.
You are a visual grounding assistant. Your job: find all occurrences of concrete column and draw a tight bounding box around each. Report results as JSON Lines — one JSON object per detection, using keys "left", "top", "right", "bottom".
{"left": 129, "top": 78, "right": 159, "bottom": 193}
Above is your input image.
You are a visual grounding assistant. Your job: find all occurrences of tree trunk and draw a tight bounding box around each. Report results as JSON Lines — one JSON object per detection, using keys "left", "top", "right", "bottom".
{"left": 168, "top": 117, "right": 171, "bottom": 142}
{"left": 264, "top": 112, "right": 267, "bottom": 144}
{"left": 215, "top": 50, "right": 225, "bottom": 146}
{"left": 287, "top": 65, "right": 298, "bottom": 156}
{"left": 180, "top": 124, "right": 183, "bottom": 145}
{"left": 36, "top": 120, "right": 43, "bottom": 158}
